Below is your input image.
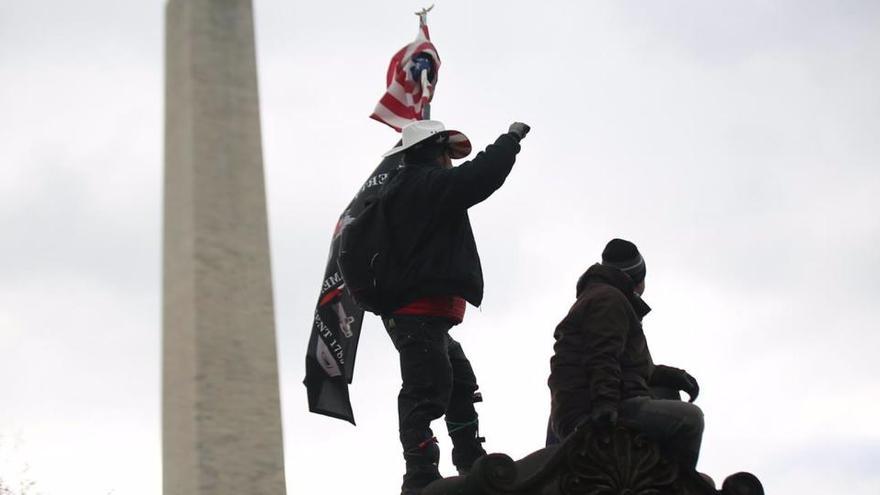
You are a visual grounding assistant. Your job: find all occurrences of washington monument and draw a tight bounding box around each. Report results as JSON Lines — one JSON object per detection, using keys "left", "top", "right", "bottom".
{"left": 162, "top": 1, "right": 286, "bottom": 494}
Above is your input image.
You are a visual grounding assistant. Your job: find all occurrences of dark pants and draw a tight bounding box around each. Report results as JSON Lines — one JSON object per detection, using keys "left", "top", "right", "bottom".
{"left": 618, "top": 397, "right": 704, "bottom": 469}
{"left": 383, "top": 315, "right": 486, "bottom": 484}
{"left": 550, "top": 396, "right": 704, "bottom": 470}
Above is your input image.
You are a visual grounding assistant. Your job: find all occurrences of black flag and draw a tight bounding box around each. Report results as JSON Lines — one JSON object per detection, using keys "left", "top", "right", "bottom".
{"left": 304, "top": 150, "right": 403, "bottom": 424}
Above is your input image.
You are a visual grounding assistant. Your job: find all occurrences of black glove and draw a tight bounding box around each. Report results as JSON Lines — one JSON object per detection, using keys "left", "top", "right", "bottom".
{"left": 651, "top": 364, "right": 699, "bottom": 403}
{"left": 590, "top": 403, "right": 618, "bottom": 428}
{"left": 508, "top": 122, "right": 530, "bottom": 141}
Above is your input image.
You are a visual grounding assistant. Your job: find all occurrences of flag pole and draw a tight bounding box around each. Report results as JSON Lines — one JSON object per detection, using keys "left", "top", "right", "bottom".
{"left": 415, "top": 5, "right": 434, "bottom": 120}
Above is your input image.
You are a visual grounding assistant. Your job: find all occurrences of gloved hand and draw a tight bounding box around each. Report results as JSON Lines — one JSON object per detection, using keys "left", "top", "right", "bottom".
{"left": 590, "top": 403, "right": 618, "bottom": 429}
{"left": 651, "top": 364, "right": 700, "bottom": 403}
{"left": 508, "top": 122, "right": 530, "bottom": 141}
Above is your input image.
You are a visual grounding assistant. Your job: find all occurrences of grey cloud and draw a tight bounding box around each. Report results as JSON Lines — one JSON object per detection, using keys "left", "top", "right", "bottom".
{"left": 612, "top": 0, "right": 880, "bottom": 65}
{"left": 768, "top": 439, "right": 880, "bottom": 477}
{"left": 0, "top": 135, "right": 160, "bottom": 301}
{"left": 0, "top": 1, "right": 162, "bottom": 64}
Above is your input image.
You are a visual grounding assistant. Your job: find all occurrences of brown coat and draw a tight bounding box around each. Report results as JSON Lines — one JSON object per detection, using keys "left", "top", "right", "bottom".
{"left": 548, "top": 263, "right": 653, "bottom": 435}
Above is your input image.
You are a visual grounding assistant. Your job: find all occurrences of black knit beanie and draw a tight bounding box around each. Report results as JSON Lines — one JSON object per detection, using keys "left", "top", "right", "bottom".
{"left": 601, "top": 238, "right": 646, "bottom": 284}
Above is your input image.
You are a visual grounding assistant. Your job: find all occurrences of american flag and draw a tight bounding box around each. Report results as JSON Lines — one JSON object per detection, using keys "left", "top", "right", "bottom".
{"left": 370, "top": 18, "right": 441, "bottom": 131}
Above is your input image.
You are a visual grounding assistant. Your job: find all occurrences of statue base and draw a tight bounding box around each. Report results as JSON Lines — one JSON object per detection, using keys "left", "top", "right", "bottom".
{"left": 422, "top": 424, "right": 763, "bottom": 495}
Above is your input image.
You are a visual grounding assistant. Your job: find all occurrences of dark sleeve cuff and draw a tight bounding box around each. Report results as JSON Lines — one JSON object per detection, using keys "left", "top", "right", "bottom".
{"left": 497, "top": 132, "right": 523, "bottom": 151}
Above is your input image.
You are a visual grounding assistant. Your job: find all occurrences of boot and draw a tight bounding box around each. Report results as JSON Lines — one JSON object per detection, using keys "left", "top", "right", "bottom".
{"left": 401, "top": 437, "right": 441, "bottom": 495}
{"left": 447, "top": 419, "right": 486, "bottom": 475}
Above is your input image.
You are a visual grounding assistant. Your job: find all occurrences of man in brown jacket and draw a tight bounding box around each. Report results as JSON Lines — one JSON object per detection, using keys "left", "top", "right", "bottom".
{"left": 547, "top": 238, "right": 704, "bottom": 469}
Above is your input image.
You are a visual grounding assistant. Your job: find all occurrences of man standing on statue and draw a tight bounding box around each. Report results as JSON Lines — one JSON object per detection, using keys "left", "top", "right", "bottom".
{"left": 547, "top": 239, "right": 705, "bottom": 470}
{"left": 377, "top": 119, "right": 530, "bottom": 494}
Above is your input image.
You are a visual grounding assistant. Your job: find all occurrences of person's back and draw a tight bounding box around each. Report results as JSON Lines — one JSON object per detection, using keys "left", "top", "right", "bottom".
{"left": 548, "top": 264, "right": 653, "bottom": 437}
{"left": 381, "top": 162, "right": 484, "bottom": 307}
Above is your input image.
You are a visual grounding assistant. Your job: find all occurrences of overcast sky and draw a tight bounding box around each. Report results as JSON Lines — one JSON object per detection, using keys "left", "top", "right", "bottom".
{"left": 1, "top": 0, "right": 879, "bottom": 494}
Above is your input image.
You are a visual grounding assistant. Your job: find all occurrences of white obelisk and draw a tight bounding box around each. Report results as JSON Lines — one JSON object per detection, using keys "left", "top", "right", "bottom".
{"left": 163, "top": 1, "right": 286, "bottom": 494}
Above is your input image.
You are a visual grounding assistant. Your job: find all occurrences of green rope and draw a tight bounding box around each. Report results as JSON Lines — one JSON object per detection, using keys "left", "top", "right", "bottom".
{"left": 445, "top": 418, "right": 479, "bottom": 435}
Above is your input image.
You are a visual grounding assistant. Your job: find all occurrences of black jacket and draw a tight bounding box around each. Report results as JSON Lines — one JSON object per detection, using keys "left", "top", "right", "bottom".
{"left": 379, "top": 132, "right": 522, "bottom": 311}
{"left": 548, "top": 264, "right": 654, "bottom": 435}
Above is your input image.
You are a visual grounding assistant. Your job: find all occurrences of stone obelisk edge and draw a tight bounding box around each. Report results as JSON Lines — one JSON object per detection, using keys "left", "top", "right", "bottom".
{"left": 163, "top": 1, "right": 286, "bottom": 494}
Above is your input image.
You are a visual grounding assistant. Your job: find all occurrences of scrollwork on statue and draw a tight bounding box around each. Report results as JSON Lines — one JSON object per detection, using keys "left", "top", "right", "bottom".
{"left": 560, "top": 426, "right": 678, "bottom": 495}
{"left": 473, "top": 454, "right": 519, "bottom": 491}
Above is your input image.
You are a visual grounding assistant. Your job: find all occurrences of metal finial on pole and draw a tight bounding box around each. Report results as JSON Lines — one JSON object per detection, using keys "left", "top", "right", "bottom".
{"left": 415, "top": 4, "right": 434, "bottom": 25}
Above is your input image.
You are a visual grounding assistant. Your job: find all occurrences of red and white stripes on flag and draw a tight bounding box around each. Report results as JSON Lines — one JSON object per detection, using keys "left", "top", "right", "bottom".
{"left": 370, "top": 21, "right": 441, "bottom": 131}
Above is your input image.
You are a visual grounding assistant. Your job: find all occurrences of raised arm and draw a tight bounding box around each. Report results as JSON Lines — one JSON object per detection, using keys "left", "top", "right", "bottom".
{"left": 424, "top": 123, "right": 529, "bottom": 211}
